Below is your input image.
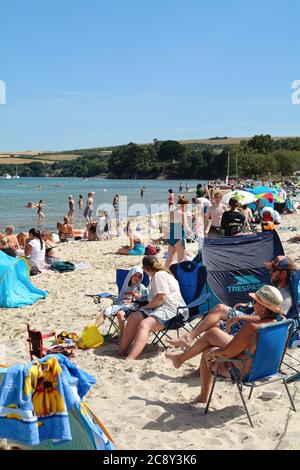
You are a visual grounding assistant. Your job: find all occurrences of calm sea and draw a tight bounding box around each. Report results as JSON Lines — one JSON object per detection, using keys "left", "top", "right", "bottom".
{"left": 0, "top": 178, "right": 207, "bottom": 232}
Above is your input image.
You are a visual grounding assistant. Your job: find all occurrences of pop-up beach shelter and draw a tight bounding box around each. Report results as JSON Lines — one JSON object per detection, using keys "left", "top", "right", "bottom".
{"left": 0, "top": 251, "right": 47, "bottom": 307}
{"left": 0, "top": 354, "right": 116, "bottom": 450}
{"left": 202, "top": 231, "right": 284, "bottom": 307}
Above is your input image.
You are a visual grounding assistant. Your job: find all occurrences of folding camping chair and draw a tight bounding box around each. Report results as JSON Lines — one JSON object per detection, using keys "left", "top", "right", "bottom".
{"left": 151, "top": 261, "right": 210, "bottom": 348}
{"left": 281, "top": 270, "right": 300, "bottom": 374}
{"left": 205, "top": 320, "right": 296, "bottom": 427}
{"left": 88, "top": 269, "right": 149, "bottom": 337}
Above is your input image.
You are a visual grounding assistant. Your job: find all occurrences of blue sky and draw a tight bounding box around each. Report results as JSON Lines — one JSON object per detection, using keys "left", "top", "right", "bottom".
{"left": 0, "top": 0, "right": 299, "bottom": 151}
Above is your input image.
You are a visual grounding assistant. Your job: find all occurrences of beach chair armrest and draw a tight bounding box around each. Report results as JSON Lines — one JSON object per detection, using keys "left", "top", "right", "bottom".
{"left": 41, "top": 331, "right": 56, "bottom": 338}
{"left": 176, "top": 293, "right": 211, "bottom": 315}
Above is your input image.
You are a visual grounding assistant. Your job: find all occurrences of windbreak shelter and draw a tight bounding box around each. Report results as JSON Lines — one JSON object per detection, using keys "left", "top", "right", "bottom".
{"left": 202, "top": 231, "right": 284, "bottom": 307}
{"left": 0, "top": 251, "right": 47, "bottom": 307}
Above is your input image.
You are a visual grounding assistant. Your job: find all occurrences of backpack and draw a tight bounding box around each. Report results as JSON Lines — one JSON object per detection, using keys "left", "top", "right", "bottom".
{"left": 50, "top": 260, "right": 76, "bottom": 273}
{"left": 145, "top": 244, "right": 161, "bottom": 256}
{"left": 30, "top": 265, "right": 41, "bottom": 276}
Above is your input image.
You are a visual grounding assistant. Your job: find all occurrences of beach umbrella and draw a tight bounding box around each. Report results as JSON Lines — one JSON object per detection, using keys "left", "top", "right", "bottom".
{"left": 222, "top": 190, "right": 256, "bottom": 205}
{"left": 248, "top": 185, "right": 279, "bottom": 196}
{"left": 255, "top": 192, "right": 285, "bottom": 203}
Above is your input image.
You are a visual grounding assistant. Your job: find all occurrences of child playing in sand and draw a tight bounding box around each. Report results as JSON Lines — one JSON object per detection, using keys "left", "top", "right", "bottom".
{"left": 95, "top": 266, "right": 147, "bottom": 340}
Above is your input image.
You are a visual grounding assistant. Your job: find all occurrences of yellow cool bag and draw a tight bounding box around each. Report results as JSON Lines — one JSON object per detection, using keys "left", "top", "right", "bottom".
{"left": 76, "top": 325, "right": 104, "bottom": 349}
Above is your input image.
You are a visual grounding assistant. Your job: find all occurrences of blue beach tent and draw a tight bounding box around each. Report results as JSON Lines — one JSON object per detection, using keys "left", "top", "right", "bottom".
{"left": 0, "top": 251, "right": 47, "bottom": 307}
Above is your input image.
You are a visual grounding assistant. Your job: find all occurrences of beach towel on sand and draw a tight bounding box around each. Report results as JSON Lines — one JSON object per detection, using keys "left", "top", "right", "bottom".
{"left": 50, "top": 260, "right": 76, "bottom": 273}
{"left": 0, "top": 354, "right": 104, "bottom": 447}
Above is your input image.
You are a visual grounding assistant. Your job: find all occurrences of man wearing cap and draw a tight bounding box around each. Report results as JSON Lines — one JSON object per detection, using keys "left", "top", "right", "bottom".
{"left": 168, "top": 255, "right": 296, "bottom": 352}
{"left": 166, "top": 285, "right": 284, "bottom": 373}
{"left": 166, "top": 256, "right": 296, "bottom": 369}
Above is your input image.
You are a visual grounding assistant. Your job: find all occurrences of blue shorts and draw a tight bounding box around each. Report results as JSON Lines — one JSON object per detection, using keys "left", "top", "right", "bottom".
{"left": 128, "top": 244, "right": 145, "bottom": 256}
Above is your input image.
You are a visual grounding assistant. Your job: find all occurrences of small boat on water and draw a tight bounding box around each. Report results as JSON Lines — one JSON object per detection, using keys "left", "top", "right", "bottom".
{"left": 54, "top": 183, "right": 63, "bottom": 187}
{"left": 1, "top": 173, "right": 12, "bottom": 179}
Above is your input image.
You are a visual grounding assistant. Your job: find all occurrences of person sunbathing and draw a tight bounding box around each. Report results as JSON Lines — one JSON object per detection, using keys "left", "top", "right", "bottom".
{"left": 191, "top": 285, "right": 282, "bottom": 403}
{"left": 17, "top": 232, "right": 28, "bottom": 249}
{"left": 57, "top": 216, "right": 75, "bottom": 242}
{"left": 117, "top": 222, "right": 145, "bottom": 256}
{"left": 4, "top": 225, "right": 20, "bottom": 252}
{"left": 41, "top": 231, "right": 60, "bottom": 264}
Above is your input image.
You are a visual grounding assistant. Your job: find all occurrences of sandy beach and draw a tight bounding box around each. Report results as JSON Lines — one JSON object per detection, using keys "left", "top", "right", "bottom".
{"left": 1, "top": 212, "right": 300, "bottom": 450}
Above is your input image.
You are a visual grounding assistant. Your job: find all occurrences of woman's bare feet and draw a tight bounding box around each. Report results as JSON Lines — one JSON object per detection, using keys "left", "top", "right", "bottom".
{"left": 116, "top": 350, "right": 127, "bottom": 357}
{"left": 192, "top": 394, "right": 207, "bottom": 404}
{"left": 165, "top": 350, "right": 184, "bottom": 369}
{"left": 166, "top": 333, "right": 193, "bottom": 349}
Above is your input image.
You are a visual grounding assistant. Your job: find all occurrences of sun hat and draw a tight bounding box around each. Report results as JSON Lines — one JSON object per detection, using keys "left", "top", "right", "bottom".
{"left": 264, "top": 255, "right": 297, "bottom": 272}
{"left": 249, "top": 285, "right": 283, "bottom": 313}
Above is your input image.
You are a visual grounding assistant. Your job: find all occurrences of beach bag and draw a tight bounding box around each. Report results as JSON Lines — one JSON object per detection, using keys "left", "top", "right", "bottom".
{"left": 50, "top": 260, "right": 76, "bottom": 273}
{"left": 261, "top": 221, "right": 274, "bottom": 231}
{"left": 76, "top": 324, "right": 104, "bottom": 349}
{"left": 30, "top": 265, "right": 41, "bottom": 276}
{"left": 145, "top": 244, "right": 160, "bottom": 256}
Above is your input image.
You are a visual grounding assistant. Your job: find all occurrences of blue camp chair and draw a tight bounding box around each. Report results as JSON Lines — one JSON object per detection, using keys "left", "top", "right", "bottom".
{"left": 87, "top": 269, "right": 149, "bottom": 337}
{"left": 151, "top": 261, "right": 210, "bottom": 348}
{"left": 205, "top": 320, "right": 296, "bottom": 427}
{"left": 282, "top": 270, "right": 300, "bottom": 373}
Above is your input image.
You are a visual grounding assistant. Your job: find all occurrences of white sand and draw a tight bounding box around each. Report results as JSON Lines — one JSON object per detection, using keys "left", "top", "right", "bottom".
{"left": 1, "top": 213, "right": 300, "bottom": 450}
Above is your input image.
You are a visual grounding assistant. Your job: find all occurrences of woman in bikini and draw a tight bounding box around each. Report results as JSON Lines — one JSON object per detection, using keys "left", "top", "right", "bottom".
{"left": 57, "top": 216, "right": 75, "bottom": 242}
{"left": 189, "top": 285, "right": 283, "bottom": 403}
{"left": 37, "top": 200, "right": 46, "bottom": 223}
{"left": 41, "top": 231, "right": 60, "bottom": 264}
{"left": 165, "top": 196, "right": 191, "bottom": 269}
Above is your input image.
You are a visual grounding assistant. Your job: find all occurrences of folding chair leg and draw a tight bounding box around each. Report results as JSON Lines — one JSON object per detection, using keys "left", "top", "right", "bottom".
{"left": 248, "top": 387, "right": 254, "bottom": 400}
{"left": 205, "top": 363, "right": 220, "bottom": 415}
{"left": 235, "top": 382, "right": 254, "bottom": 427}
{"left": 283, "top": 379, "right": 296, "bottom": 412}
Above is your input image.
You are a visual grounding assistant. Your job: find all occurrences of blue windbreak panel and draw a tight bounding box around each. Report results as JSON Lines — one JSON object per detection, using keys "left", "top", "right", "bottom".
{"left": 202, "top": 232, "right": 284, "bottom": 308}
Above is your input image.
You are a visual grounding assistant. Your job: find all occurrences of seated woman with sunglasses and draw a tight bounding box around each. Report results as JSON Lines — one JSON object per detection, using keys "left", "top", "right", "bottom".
{"left": 166, "top": 286, "right": 283, "bottom": 395}
{"left": 193, "top": 285, "right": 283, "bottom": 403}
{"left": 166, "top": 255, "right": 295, "bottom": 354}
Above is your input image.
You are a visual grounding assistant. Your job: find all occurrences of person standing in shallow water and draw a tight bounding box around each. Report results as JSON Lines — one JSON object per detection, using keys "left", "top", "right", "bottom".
{"left": 37, "top": 200, "right": 45, "bottom": 223}
{"left": 78, "top": 194, "right": 83, "bottom": 225}
{"left": 68, "top": 195, "right": 75, "bottom": 223}
{"left": 83, "top": 192, "right": 94, "bottom": 223}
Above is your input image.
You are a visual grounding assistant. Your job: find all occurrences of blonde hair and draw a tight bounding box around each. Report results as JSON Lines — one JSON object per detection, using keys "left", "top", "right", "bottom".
{"left": 0, "top": 236, "right": 9, "bottom": 247}
{"left": 142, "top": 255, "right": 170, "bottom": 274}
{"left": 5, "top": 225, "right": 15, "bottom": 234}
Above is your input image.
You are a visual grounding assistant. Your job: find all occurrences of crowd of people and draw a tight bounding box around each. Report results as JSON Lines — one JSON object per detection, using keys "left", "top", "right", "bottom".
{"left": 0, "top": 179, "right": 299, "bottom": 410}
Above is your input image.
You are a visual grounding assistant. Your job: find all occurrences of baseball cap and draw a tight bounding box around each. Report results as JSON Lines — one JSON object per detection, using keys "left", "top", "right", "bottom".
{"left": 264, "top": 255, "right": 297, "bottom": 272}
{"left": 249, "top": 285, "right": 283, "bottom": 313}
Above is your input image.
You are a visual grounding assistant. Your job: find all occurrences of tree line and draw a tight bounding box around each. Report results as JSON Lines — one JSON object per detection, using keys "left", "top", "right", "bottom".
{"left": 1, "top": 135, "right": 300, "bottom": 179}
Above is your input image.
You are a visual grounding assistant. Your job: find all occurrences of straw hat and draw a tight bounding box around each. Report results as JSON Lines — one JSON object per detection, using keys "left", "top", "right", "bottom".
{"left": 249, "top": 285, "right": 283, "bottom": 313}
